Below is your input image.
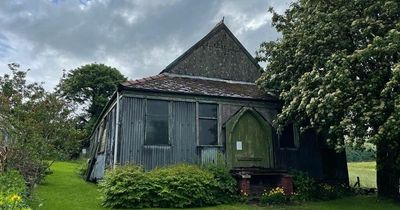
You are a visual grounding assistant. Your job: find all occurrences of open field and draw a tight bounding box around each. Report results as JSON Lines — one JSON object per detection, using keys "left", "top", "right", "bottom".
{"left": 31, "top": 161, "right": 398, "bottom": 210}
{"left": 347, "top": 161, "right": 376, "bottom": 188}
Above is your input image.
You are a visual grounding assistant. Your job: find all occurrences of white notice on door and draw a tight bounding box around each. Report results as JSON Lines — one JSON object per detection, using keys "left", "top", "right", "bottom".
{"left": 236, "top": 141, "right": 242, "bottom": 150}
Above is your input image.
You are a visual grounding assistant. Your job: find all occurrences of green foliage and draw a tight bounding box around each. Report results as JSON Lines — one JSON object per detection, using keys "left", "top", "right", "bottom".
{"left": 315, "top": 183, "right": 350, "bottom": 201}
{"left": 99, "top": 164, "right": 239, "bottom": 209}
{"left": 346, "top": 147, "right": 375, "bottom": 162}
{"left": 76, "top": 161, "right": 88, "bottom": 178}
{"left": 291, "top": 170, "right": 316, "bottom": 201}
{"left": 0, "top": 63, "right": 84, "bottom": 186}
{"left": 203, "top": 164, "right": 239, "bottom": 204}
{"left": 0, "top": 170, "right": 27, "bottom": 196}
{"left": 0, "top": 170, "right": 30, "bottom": 210}
{"left": 260, "top": 187, "right": 288, "bottom": 205}
{"left": 32, "top": 161, "right": 400, "bottom": 210}
{"left": 57, "top": 63, "right": 126, "bottom": 139}
{"left": 148, "top": 164, "right": 217, "bottom": 208}
{"left": 99, "top": 165, "right": 150, "bottom": 208}
{"left": 257, "top": 0, "right": 400, "bottom": 197}
{"left": 291, "top": 170, "right": 350, "bottom": 201}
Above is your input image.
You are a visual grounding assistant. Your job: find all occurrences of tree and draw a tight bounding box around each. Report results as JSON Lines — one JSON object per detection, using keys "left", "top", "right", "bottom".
{"left": 57, "top": 63, "right": 126, "bottom": 136}
{"left": 0, "top": 63, "right": 84, "bottom": 186}
{"left": 257, "top": 0, "right": 400, "bottom": 198}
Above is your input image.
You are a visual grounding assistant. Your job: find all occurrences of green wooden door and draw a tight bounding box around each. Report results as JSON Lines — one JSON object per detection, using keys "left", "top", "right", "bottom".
{"left": 226, "top": 109, "right": 273, "bottom": 168}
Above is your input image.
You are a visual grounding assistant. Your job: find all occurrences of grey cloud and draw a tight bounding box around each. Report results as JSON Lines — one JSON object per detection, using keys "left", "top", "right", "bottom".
{"left": 0, "top": 0, "right": 292, "bottom": 90}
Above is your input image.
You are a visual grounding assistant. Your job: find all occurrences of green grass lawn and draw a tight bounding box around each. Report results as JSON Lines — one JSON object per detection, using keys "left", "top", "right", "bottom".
{"left": 347, "top": 161, "right": 376, "bottom": 188}
{"left": 31, "top": 161, "right": 399, "bottom": 210}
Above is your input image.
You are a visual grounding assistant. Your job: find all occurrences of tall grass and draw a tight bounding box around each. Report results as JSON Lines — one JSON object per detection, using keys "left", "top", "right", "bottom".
{"left": 347, "top": 161, "right": 376, "bottom": 188}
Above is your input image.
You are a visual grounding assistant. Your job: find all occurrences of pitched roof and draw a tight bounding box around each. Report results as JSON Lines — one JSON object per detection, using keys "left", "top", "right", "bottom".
{"left": 160, "top": 21, "right": 262, "bottom": 74}
{"left": 120, "top": 73, "right": 277, "bottom": 101}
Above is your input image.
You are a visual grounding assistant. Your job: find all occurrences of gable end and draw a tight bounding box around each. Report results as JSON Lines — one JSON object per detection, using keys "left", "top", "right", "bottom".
{"left": 161, "top": 22, "right": 262, "bottom": 83}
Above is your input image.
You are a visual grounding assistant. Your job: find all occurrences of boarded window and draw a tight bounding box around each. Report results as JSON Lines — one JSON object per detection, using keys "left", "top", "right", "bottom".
{"left": 98, "top": 122, "right": 107, "bottom": 154}
{"left": 280, "top": 124, "right": 299, "bottom": 148}
{"left": 145, "top": 100, "right": 169, "bottom": 145}
{"left": 199, "top": 103, "right": 218, "bottom": 145}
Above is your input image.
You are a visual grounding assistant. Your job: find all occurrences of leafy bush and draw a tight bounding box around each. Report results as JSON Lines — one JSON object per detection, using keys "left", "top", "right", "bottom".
{"left": 260, "top": 187, "right": 288, "bottom": 205}
{"left": 291, "top": 170, "right": 350, "bottom": 201}
{"left": 0, "top": 170, "right": 31, "bottom": 210}
{"left": 99, "top": 165, "right": 151, "bottom": 208}
{"left": 346, "top": 147, "right": 375, "bottom": 162}
{"left": 316, "top": 183, "right": 350, "bottom": 200}
{"left": 203, "top": 164, "right": 238, "bottom": 204}
{"left": 291, "top": 170, "right": 316, "bottom": 201}
{"left": 99, "top": 163, "right": 239, "bottom": 209}
{"left": 148, "top": 164, "right": 217, "bottom": 208}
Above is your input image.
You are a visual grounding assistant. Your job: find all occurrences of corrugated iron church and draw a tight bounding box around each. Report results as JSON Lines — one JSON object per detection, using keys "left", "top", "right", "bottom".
{"left": 86, "top": 21, "right": 348, "bottom": 190}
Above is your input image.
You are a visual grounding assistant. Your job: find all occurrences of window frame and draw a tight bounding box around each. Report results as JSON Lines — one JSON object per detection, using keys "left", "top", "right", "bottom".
{"left": 144, "top": 99, "right": 171, "bottom": 146}
{"left": 97, "top": 120, "right": 107, "bottom": 154}
{"left": 197, "top": 102, "right": 219, "bottom": 146}
{"left": 279, "top": 123, "right": 300, "bottom": 150}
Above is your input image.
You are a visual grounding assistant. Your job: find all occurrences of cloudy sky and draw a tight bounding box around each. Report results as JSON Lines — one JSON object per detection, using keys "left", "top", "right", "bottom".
{"left": 0, "top": 0, "right": 292, "bottom": 90}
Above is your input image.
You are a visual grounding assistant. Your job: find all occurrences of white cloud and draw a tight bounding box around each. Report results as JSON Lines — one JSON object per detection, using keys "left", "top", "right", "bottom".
{"left": 0, "top": 0, "right": 292, "bottom": 90}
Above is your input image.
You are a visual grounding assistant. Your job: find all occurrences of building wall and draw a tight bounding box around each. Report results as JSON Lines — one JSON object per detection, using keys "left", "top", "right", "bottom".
{"left": 89, "top": 90, "right": 348, "bottom": 183}
{"left": 166, "top": 28, "right": 261, "bottom": 83}
{"left": 89, "top": 105, "right": 117, "bottom": 181}
{"left": 118, "top": 97, "right": 198, "bottom": 170}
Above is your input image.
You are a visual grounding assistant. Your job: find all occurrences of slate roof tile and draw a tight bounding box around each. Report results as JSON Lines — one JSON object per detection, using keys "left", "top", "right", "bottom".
{"left": 120, "top": 73, "right": 277, "bottom": 101}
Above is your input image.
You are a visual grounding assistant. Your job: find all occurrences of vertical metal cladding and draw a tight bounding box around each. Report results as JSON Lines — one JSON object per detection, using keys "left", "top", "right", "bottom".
{"left": 105, "top": 107, "right": 116, "bottom": 167}
{"left": 200, "top": 147, "right": 221, "bottom": 165}
{"left": 171, "top": 101, "right": 197, "bottom": 165}
{"left": 119, "top": 97, "right": 145, "bottom": 166}
{"left": 89, "top": 105, "right": 117, "bottom": 180}
{"left": 118, "top": 96, "right": 197, "bottom": 171}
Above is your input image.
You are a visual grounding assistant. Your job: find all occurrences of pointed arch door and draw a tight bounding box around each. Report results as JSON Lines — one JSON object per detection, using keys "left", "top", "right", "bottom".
{"left": 225, "top": 108, "right": 274, "bottom": 168}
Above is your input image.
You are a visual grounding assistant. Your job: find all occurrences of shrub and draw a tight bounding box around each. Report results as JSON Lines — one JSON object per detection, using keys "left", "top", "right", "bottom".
{"left": 148, "top": 164, "right": 219, "bottom": 208}
{"left": 316, "top": 183, "right": 350, "bottom": 200}
{"left": 203, "top": 164, "right": 238, "bottom": 204}
{"left": 100, "top": 163, "right": 239, "bottom": 209}
{"left": 260, "top": 187, "right": 288, "bottom": 205}
{"left": 290, "top": 170, "right": 316, "bottom": 201}
{"left": 291, "top": 170, "right": 350, "bottom": 201}
{"left": 99, "top": 165, "right": 151, "bottom": 208}
{"left": 0, "top": 170, "right": 31, "bottom": 210}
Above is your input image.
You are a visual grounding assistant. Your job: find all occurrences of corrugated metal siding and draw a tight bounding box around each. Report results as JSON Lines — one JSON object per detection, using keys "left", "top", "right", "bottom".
{"left": 118, "top": 97, "right": 197, "bottom": 170}
{"left": 200, "top": 147, "right": 221, "bottom": 165}
{"left": 171, "top": 101, "right": 197, "bottom": 164}
{"left": 119, "top": 97, "right": 145, "bottom": 165}
{"left": 91, "top": 154, "right": 105, "bottom": 180}
{"left": 89, "top": 104, "right": 117, "bottom": 180}
{"left": 105, "top": 107, "right": 116, "bottom": 167}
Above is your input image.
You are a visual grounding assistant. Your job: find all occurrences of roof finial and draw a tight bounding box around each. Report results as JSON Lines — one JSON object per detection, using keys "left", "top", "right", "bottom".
{"left": 222, "top": 16, "right": 224, "bottom": 23}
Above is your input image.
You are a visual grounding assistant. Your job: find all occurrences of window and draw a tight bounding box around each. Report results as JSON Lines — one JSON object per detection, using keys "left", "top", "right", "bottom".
{"left": 198, "top": 103, "right": 218, "bottom": 145}
{"left": 280, "top": 123, "right": 299, "bottom": 149}
{"left": 98, "top": 122, "right": 107, "bottom": 154}
{"left": 145, "top": 100, "right": 169, "bottom": 145}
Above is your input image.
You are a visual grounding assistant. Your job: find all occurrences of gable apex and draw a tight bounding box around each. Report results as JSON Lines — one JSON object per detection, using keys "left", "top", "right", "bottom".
{"left": 161, "top": 22, "right": 262, "bottom": 82}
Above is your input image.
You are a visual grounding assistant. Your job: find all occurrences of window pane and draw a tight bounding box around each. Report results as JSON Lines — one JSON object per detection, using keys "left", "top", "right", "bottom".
{"left": 280, "top": 124, "right": 295, "bottom": 148}
{"left": 147, "top": 100, "right": 168, "bottom": 116}
{"left": 146, "top": 115, "right": 169, "bottom": 145}
{"left": 98, "top": 127, "right": 107, "bottom": 153}
{"left": 199, "top": 103, "right": 217, "bottom": 118}
{"left": 199, "top": 119, "right": 218, "bottom": 145}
